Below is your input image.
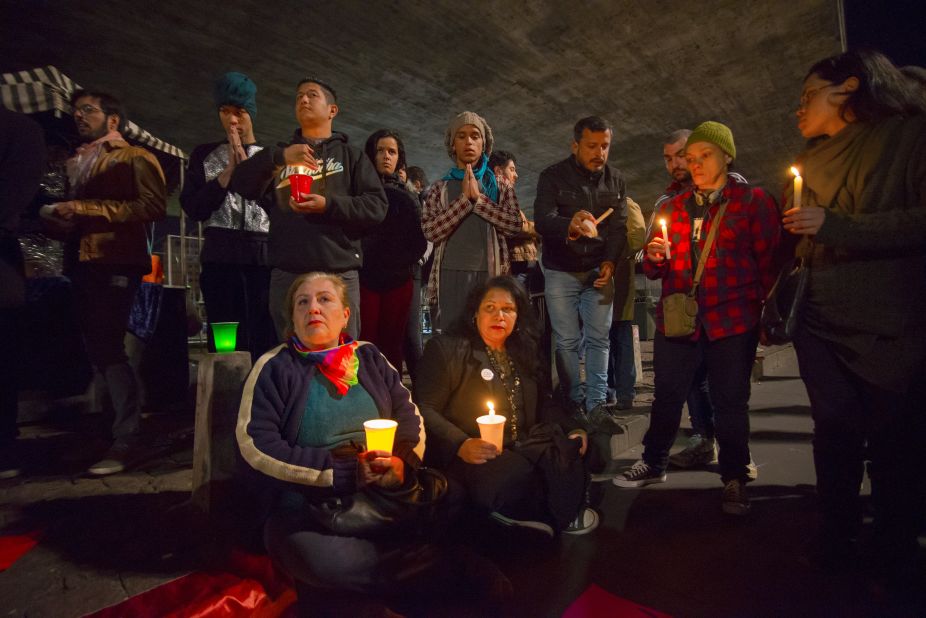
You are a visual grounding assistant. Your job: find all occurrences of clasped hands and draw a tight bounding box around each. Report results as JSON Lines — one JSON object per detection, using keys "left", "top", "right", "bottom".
{"left": 358, "top": 450, "right": 404, "bottom": 489}
{"left": 457, "top": 163, "right": 482, "bottom": 202}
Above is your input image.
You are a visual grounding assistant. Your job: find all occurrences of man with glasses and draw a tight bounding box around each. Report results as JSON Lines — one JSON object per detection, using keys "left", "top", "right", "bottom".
{"left": 181, "top": 72, "right": 275, "bottom": 360}
{"left": 45, "top": 90, "right": 166, "bottom": 475}
{"left": 232, "top": 78, "right": 386, "bottom": 340}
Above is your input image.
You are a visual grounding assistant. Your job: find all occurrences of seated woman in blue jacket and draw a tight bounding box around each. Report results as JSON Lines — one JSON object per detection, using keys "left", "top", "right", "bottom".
{"left": 417, "top": 275, "right": 599, "bottom": 537}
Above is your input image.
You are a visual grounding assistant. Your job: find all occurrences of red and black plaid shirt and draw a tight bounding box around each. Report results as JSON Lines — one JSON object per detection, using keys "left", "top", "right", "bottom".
{"left": 643, "top": 177, "right": 780, "bottom": 341}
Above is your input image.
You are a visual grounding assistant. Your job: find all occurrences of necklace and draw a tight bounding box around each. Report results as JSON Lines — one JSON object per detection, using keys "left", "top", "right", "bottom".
{"left": 485, "top": 346, "right": 522, "bottom": 441}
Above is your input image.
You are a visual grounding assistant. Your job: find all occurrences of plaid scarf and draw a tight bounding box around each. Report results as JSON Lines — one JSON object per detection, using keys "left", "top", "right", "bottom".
{"left": 290, "top": 335, "right": 360, "bottom": 395}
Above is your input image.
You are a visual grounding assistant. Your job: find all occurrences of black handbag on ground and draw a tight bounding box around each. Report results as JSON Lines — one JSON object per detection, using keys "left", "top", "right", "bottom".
{"left": 307, "top": 465, "right": 448, "bottom": 539}
{"left": 761, "top": 240, "right": 813, "bottom": 344}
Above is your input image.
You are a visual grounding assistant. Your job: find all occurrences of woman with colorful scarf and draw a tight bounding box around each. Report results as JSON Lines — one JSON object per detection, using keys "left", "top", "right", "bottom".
{"left": 782, "top": 49, "right": 926, "bottom": 580}
{"left": 421, "top": 111, "right": 523, "bottom": 330}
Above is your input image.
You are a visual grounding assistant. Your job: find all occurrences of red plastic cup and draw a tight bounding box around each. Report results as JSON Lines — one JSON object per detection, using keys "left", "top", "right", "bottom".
{"left": 289, "top": 173, "right": 313, "bottom": 202}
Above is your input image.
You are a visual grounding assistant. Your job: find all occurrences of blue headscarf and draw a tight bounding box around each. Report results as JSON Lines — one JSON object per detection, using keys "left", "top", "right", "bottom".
{"left": 442, "top": 153, "right": 499, "bottom": 203}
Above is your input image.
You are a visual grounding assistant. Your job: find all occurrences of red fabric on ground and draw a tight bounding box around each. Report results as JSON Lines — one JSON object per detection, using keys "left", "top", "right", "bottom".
{"left": 562, "top": 583, "right": 671, "bottom": 618}
{"left": 0, "top": 529, "right": 43, "bottom": 571}
{"left": 84, "top": 550, "right": 296, "bottom": 618}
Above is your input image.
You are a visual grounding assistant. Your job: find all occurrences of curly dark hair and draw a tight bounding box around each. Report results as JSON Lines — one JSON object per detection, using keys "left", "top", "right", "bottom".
{"left": 447, "top": 276, "right": 541, "bottom": 379}
{"left": 364, "top": 129, "right": 407, "bottom": 177}
{"left": 806, "top": 49, "right": 926, "bottom": 124}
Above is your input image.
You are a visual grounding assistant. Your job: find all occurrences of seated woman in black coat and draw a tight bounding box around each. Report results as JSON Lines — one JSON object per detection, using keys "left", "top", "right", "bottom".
{"left": 417, "top": 275, "right": 598, "bottom": 536}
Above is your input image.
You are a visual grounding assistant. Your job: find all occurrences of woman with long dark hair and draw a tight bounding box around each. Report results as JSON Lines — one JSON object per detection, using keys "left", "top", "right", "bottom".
{"left": 360, "top": 129, "right": 426, "bottom": 372}
{"left": 782, "top": 49, "right": 926, "bottom": 576}
{"left": 417, "top": 275, "right": 599, "bottom": 536}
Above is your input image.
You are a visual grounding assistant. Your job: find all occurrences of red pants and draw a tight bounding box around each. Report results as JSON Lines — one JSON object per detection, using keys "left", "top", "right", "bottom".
{"left": 360, "top": 280, "right": 413, "bottom": 372}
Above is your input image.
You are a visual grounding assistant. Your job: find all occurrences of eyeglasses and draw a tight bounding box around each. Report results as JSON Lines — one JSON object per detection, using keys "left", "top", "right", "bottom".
{"left": 798, "top": 84, "right": 835, "bottom": 110}
{"left": 73, "top": 104, "right": 104, "bottom": 116}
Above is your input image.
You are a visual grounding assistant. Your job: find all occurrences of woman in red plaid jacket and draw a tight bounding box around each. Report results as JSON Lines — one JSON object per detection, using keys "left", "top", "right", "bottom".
{"left": 613, "top": 122, "right": 780, "bottom": 518}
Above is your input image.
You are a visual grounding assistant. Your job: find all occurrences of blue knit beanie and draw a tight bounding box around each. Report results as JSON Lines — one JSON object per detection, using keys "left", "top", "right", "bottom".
{"left": 213, "top": 72, "right": 257, "bottom": 117}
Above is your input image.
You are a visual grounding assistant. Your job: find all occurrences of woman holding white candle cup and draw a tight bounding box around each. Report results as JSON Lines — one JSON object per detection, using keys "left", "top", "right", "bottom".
{"left": 417, "top": 276, "right": 600, "bottom": 537}
{"left": 237, "top": 272, "right": 508, "bottom": 614}
{"left": 783, "top": 49, "right": 926, "bottom": 579}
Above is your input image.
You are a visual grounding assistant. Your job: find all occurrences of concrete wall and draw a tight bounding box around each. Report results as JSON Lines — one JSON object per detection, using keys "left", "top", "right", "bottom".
{"left": 2, "top": 0, "right": 841, "bottom": 215}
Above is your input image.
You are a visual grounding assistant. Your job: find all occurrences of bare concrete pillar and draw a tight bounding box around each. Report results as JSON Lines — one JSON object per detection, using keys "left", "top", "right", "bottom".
{"left": 192, "top": 352, "right": 252, "bottom": 513}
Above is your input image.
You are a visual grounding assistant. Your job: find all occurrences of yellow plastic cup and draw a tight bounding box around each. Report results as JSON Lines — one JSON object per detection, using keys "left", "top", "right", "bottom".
{"left": 476, "top": 414, "right": 506, "bottom": 452}
{"left": 363, "top": 419, "right": 398, "bottom": 454}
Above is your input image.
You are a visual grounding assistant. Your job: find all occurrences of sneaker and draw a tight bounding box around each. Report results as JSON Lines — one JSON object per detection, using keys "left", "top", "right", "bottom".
{"left": 563, "top": 507, "right": 599, "bottom": 535}
{"left": 722, "top": 479, "right": 750, "bottom": 515}
{"left": 668, "top": 435, "right": 717, "bottom": 468}
{"left": 587, "top": 404, "right": 624, "bottom": 434}
{"left": 87, "top": 443, "right": 135, "bottom": 476}
{"left": 489, "top": 512, "right": 554, "bottom": 538}
{"left": 613, "top": 460, "right": 667, "bottom": 488}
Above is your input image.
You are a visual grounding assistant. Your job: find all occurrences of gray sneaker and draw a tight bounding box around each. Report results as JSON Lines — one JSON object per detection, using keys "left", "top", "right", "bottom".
{"left": 587, "top": 404, "right": 624, "bottom": 434}
{"left": 87, "top": 443, "right": 135, "bottom": 476}
{"left": 668, "top": 435, "right": 717, "bottom": 468}
{"left": 722, "top": 479, "right": 750, "bottom": 515}
{"left": 613, "top": 460, "right": 667, "bottom": 488}
{"left": 563, "top": 507, "right": 599, "bottom": 535}
{"left": 489, "top": 512, "right": 554, "bottom": 538}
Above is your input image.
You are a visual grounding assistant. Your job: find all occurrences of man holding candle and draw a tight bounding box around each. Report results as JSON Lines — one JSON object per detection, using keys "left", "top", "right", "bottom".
{"left": 534, "top": 116, "right": 628, "bottom": 431}
{"left": 180, "top": 72, "right": 276, "bottom": 360}
{"left": 614, "top": 122, "right": 779, "bottom": 517}
{"left": 231, "top": 78, "right": 387, "bottom": 341}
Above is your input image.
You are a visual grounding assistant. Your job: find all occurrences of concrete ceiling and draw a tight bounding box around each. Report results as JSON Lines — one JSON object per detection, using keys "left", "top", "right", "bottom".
{"left": 1, "top": 0, "right": 841, "bottom": 214}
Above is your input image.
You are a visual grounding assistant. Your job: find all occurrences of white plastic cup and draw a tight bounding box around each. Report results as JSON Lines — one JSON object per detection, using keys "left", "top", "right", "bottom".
{"left": 363, "top": 419, "right": 398, "bottom": 454}
{"left": 476, "top": 414, "right": 506, "bottom": 452}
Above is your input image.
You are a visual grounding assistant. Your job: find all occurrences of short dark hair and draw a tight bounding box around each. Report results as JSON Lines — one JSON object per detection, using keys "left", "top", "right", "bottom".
{"left": 364, "top": 129, "right": 407, "bottom": 175}
{"left": 70, "top": 89, "right": 128, "bottom": 132}
{"left": 488, "top": 150, "right": 516, "bottom": 172}
{"left": 447, "top": 275, "right": 541, "bottom": 380}
{"left": 664, "top": 129, "right": 692, "bottom": 145}
{"left": 806, "top": 49, "right": 926, "bottom": 124}
{"left": 406, "top": 166, "right": 428, "bottom": 186}
{"left": 573, "top": 116, "right": 612, "bottom": 142}
{"left": 296, "top": 78, "right": 338, "bottom": 104}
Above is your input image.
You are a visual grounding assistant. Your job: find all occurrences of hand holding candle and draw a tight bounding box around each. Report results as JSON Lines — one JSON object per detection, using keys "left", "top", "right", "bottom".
{"left": 476, "top": 400, "right": 506, "bottom": 452}
{"left": 660, "top": 218, "right": 672, "bottom": 260}
{"left": 790, "top": 166, "right": 802, "bottom": 210}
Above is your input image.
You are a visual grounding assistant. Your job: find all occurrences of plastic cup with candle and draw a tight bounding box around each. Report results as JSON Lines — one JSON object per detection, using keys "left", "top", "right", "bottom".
{"left": 476, "top": 401, "right": 506, "bottom": 452}
{"left": 287, "top": 165, "right": 314, "bottom": 202}
{"left": 211, "top": 322, "right": 239, "bottom": 353}
{"left": 790, "top": 166, "right": 802, "bottom": 210}
{"left": 659, "top": 218, "right": 672, "bottom": 260}
{"left": 363, "top": 419, "right": 398, "bottom": 454}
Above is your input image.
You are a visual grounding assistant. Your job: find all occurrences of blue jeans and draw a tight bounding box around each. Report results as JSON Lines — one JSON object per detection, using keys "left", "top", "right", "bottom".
{"left": 607, "top": 320, "right": 636, "bottom": 401}
{"left": 543, "top": 268, "right": 614, "bottom": 410}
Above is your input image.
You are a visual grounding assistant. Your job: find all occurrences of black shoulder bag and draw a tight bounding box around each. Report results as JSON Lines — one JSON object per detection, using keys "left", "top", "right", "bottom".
{"left": 761, "top": 238, "right": 813, "bottom": 344}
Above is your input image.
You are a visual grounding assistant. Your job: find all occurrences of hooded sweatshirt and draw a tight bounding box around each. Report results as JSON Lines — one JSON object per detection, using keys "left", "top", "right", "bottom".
{"left": 231, "top": 130, "right": 387, "bottom": 273}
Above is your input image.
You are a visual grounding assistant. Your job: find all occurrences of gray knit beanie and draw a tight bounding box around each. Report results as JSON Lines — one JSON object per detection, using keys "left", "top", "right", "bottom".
{"left": 445, "top": 111, "right": 494, "bottom": 160}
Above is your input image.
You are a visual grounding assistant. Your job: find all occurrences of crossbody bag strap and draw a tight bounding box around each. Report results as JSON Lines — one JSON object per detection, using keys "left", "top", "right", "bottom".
{"left": 689, "top": 200, "right": 728, "bottom": 297}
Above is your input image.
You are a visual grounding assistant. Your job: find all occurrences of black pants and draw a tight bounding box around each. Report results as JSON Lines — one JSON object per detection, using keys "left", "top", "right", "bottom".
{"left": 643, "top": 327, "right": 758, "bottom": 482}
{"left": 200, "top": 262, "right": 275, "bottom": 360}
{"left": 0, "top": 235, "right": 23, "bottom": 445}
{"left": 794, "top": 326, "right": 926, "bottom": 554}
{"left": 71, "top": 264, "right": 141, "bottom": 443}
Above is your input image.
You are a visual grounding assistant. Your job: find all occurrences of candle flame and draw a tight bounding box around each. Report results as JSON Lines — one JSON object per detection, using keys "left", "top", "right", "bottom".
{"left": 659, "top": 218, "right": 666, "bottom": 227}
{"left": 790, "top": 166, "right": 801, "bottom": 178}
{"left": 487, "top": 401, "right": 495, "bottom": 416}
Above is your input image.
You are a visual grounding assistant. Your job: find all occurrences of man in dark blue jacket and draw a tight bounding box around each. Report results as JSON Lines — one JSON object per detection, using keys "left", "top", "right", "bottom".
{"left": 231, "top": 78, "right": 387, "bottom": 339}
{"left": 534, "top": 116, "right": 628, "bottom": 431}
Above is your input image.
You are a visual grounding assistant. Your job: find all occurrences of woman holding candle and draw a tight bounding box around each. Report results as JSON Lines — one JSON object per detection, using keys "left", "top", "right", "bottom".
{"left": 782, "top": 49, "right": 926, "bottom": 578}
{"left": 237, "top": 272, "right": 508, "bottom": 614}
{"left": 614, "top": 122, "right": 780, "bottom": 518}
{"left": 417, "top": 275, "right": 599, "bottom": 536}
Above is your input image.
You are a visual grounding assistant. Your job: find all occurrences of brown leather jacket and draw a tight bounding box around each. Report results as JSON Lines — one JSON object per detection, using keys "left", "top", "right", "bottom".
{"left": 66, "top": 140, "right": 166, "bottom": 273}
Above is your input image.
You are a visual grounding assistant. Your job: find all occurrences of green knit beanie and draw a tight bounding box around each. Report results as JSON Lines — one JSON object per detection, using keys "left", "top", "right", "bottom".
{"left": 687, "top": 121, "right": 735, "bottom": 160}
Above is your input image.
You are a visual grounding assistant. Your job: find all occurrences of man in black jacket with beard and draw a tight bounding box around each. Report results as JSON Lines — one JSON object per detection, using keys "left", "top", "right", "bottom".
{"left": 231, "top": 78, "right": 387, "bottom": 340}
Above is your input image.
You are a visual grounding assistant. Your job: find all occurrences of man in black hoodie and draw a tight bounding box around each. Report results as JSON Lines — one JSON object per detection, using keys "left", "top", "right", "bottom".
{"left": 231, "top": 78, "right": 387, "bottom": 340}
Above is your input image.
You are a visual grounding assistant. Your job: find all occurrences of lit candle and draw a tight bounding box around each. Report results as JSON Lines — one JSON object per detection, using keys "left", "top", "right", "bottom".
{"left": 477, "top": 401, "right": 505, "bottom": 452}
{"left": 659, "top": 218, "right": 671, "bottom": 260}
{"left": 790, "top": 166, "right": 802, "bottom": 210}
{"left": 487, "top": 401, "right": 495, "bottom": 416}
